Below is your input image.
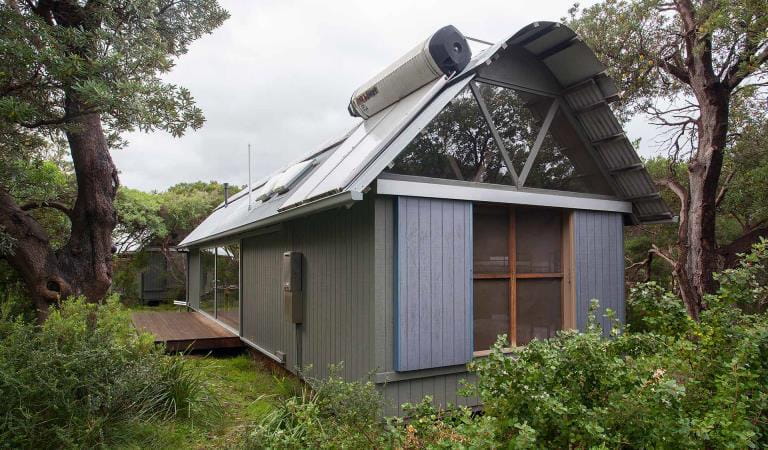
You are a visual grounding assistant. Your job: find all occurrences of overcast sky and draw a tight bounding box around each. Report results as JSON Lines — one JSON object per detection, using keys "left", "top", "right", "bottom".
{"left": 113, "top": 0, "right": 660, "bottom": 192}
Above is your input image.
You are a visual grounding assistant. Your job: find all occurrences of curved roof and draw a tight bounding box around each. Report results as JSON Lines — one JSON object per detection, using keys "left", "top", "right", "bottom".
{"left": 180, "top": 21, "right": 671, "bottom": 248}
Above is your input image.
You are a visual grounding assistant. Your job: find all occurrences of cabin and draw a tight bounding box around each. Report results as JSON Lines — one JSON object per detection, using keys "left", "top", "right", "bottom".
{"left": 179, "top": 21, "right": 671, "bottom": 415}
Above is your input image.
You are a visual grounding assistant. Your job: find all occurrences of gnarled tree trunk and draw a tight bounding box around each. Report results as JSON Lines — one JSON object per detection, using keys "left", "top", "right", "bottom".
{"left": 0, "top": 98, "right": 118, "bottom": 321}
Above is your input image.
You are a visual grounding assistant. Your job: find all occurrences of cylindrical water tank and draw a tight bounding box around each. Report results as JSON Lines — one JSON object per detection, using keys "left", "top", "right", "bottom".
{"left": 347, "top": 25, "right": 471, "bottom": 119}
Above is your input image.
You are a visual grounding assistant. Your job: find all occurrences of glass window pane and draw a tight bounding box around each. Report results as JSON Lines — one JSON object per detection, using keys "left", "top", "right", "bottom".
{"left": 200, "top": 247, "right": 216, "bottom": 317}
{"left": 387, "top": 86, "right": 515, "bottom": 186}
{"left": 473, "top": 205, "right": 509, "bottom": 274}
{"left": 524, "top": 109, "right": 614, "bottom": 195}
{"left": 473, "top": 279, "right": 510, "bottom": 352}
{"left": 516, "top": 279, "right": 562, "bottom": 345}
{"left": 475, "top": 82, "right": 554, "bottom": 170}
{"left": 516, "top": 208, "right": 562, "bottom": 274}
{"left": 216, "top": 244, "right": 240, "bottom": 330}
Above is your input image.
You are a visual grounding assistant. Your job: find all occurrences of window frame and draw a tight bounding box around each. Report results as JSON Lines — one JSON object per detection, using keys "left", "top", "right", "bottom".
{"left": 198, "top": 242, "right": 241, "bottom": 335}
{"left": 472, "top": 204, "right": 576, "bottom": 356}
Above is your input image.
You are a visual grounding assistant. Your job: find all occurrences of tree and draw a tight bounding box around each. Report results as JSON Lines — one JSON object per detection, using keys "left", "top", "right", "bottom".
{"left": 567, "top": 0, "right": 768, "bottom": 320}
{"left": 113, "top": 181, "right": 233, "bottom": 292}
{"left": 0, "top": 1, "right": 228, "bottom": 320}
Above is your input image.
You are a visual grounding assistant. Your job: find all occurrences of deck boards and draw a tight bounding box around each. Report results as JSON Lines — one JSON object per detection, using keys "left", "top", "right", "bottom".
{"left": 131, "top": 311, "right": 243, "bottom": 352}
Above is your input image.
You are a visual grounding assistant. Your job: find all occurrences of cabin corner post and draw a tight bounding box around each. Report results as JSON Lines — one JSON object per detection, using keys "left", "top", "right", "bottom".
{"left": 562, "top": 211, "right": 577, "bottom": 330}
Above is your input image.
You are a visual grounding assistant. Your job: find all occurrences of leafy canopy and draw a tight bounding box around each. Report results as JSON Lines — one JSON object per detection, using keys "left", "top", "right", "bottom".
{"left": 114, "top": 181, "right": 237, "bottom": 253}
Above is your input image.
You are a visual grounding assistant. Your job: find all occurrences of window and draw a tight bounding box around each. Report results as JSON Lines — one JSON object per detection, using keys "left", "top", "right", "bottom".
{"left": 473, "top": 205, "right": 569, "bottom": 352}
{"left": 216, "top": 244, "right": 240, "bottom": 330}
{"left": 523, "top": 109, "right": 613, "bottom": 195}
{"left": 387, "top": 81, "right": 614, "bottom": 196}
{"left": 388, "top": 85, "right": 513, "bottom": 185}
{"left": 200, "top": 247, "right": 216, "bottom": 318}
{"left": 199, "top": 244, "right": 240, "bottom": 330}
{"left": 474, "top": 83, "right": 553, "bottom": 168}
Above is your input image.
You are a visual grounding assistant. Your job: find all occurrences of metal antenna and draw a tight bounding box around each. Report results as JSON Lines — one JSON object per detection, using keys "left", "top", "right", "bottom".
{"left": 247, "top": 143, "right": 252, "bottom": 211}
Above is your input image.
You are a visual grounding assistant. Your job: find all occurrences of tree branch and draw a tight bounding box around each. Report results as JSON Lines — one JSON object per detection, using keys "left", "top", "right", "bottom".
{"left": 650, "top": 245, "right": 676, "bottom": 268}
{"left": 656, "top": 177, "right": 687, "bottom": 203}
{"left": 714, "top": 170, "right": 734, "bottom": 208}
{"left": 718, "top": 225, "right": 768, "bottom": 268}
{"left": 724, "top": 40, "right": 768, "bottom": 90}
{"left": 20, "top": 200, "right": 72, "bottom": 216}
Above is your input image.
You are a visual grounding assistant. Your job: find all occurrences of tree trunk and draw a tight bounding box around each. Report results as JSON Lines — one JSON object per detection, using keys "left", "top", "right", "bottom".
{"left": 56, "top": 96, "right": 120, "bottom": 302}
{"left": 676, "top": 79, "right": 729, "bottom": 319}
{"left": 0, "top": 191, "right": 71, "bottom": 320}
{"left": 0, "top": 97, "right": 118, "bottom": 322}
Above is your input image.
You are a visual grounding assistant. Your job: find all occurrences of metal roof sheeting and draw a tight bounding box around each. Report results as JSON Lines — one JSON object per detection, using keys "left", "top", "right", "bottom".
{"left": 180, "top": 21, "right": 671, "bottom": 247}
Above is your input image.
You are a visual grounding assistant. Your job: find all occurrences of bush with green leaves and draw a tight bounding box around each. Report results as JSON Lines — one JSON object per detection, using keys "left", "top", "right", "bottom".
{"left": 245, "top": 369, "right": 488, "bottom": 449}
{"left": 627, "top": 281, "right": 693, "bottom": 336}
{"left": 468, "top": 242, "right": 768, "bottom": 448}
{"left": 0, "top": 296, "right": 217, "bottom": 449}
{"left": 245, "top": 364, "right": 403, "bottom": 449}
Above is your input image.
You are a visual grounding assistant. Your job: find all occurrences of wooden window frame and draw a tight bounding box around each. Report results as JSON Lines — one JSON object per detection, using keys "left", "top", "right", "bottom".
{"left": 472, "top": 206, "right": 575, "bottom": 355}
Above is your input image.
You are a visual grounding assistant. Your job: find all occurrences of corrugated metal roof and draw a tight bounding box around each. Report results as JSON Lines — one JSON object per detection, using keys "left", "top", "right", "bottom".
{"left": 180, "top": 21, "right": 671, "bottom": 247}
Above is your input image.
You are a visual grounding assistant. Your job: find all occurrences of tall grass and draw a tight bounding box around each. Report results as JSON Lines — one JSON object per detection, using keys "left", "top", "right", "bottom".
{"left": 0, "top": 296, "right": 218, "bottom": 449}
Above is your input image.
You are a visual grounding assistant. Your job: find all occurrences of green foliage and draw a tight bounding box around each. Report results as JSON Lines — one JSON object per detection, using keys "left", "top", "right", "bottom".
{"left": 1, "top": 1, "right": 229, "bottom": 305}
{"left": 466, "top": 243, "right": 768, "bottom": 448}
{"left": 115, "top": 188, "right": 167, "bottom": 251}
{"left": 112, "top": 181, "right": 236, "bottom": 307}
{"left": 566, "top": 0, "right": 768, "bottom": 122}
{"left": 710, "top": 237, "right": 768, "bottom": 312}
{"left": 0, "top": 156, "right": 75, "bottom": 251}
{"left": 114, "top": 181, "right": 235, "bottom": 253}
{"left": 390, "top": 397, "right": 498, "bottom": 448}
{"left": 0, "top": 0, "right": 229, "bottom": 150}
{"left": 628, "top": 281, "right": 692, "bottom": 335}
{"left": 245, "top": 366, "right": 395, "bottom": 449}
{"left": 0, "top": 296, "right": 217, "bottom": 449}
{"left": 569, "top": 0, "right": 768, "bottom": 294}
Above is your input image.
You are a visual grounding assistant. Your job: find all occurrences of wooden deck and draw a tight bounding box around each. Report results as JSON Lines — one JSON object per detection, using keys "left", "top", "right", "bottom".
{"left": 131, "top": 311, "right": 243, "bottom": 352}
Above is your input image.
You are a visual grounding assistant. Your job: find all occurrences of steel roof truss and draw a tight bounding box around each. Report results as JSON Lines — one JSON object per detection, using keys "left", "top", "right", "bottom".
{"left": 518, "top": 98, "right": 560, "bottom": 187}
{"left": 469, "top": 81, "right": 520, "bottom": 186}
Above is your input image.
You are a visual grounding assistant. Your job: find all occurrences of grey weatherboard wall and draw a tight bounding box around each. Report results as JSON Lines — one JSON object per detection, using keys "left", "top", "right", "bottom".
{"left": 291, "top": 196, "right": 376, "bottom": 382}
{"left": 241, "top": 229, "right": 297, "bottom": 369}
{"left": 573, "top": 210, "right": 626, "bottom": 331}
{"left": 236, "top": 195, "right": 376, "bottom": 382}
{"left": 394, "top": 196, "right": 473, "bottom": 371}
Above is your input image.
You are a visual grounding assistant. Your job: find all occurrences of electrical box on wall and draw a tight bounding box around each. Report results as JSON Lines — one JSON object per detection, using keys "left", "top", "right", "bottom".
{"left": 282, "top": 251, "right": 303, "bottom": 323}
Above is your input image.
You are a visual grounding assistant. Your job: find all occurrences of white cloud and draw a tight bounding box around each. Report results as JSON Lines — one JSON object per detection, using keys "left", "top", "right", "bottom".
{"left": 113, "top": 0, "right": 662, "bottom": 191}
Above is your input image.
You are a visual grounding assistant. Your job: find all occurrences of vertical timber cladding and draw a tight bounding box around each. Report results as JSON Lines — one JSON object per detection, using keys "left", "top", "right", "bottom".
{"left": 375, "top": 196, "right": 479, "bottom": 416}
{"left": 573, "top": 210, "right": 626, "bottom": 333}
{"left": 241, "top": 230, "right": 297, "bottom": 369}
{"left": 291, "top": 195, "right": 377, "bottom": 382}
{"left": 395, "top": 196, "right": 473, "bottom": 372}
{"left": 187, "top": 249, "right": 200, "bottom": 309}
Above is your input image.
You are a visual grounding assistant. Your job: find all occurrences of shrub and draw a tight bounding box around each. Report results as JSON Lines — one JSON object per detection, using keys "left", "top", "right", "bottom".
{"left": 389, "top": 396, "right": 499, "bottom": 448}
{"left": 470, "top": 298, "right": 768, "bottom": 448}
{"left": 627, "top": 281, "right": 693, "bottom": 336}
{"left": 0, "top": 295, "right": 217, "bottom": 449}
{"left": 245, "top": 366, "right": 396, "bottom": 449}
